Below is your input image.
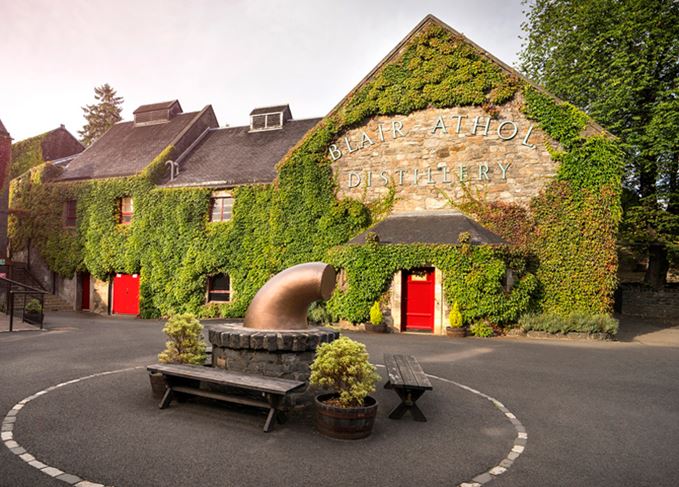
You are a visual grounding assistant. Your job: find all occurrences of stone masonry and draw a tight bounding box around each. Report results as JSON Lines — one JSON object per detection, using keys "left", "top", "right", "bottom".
{"left": 331, "top": 97, "right": 558, "bottom": 213}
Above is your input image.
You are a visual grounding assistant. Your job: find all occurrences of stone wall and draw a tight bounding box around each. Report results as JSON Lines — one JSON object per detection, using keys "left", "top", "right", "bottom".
{"left": 53, "top": 274, "right": 77, "bottom": 310}
{"left": 331, "top": 97, "right": 558, "bottom": 213}
{"left": 620, "top": 285, "right": 679, "bottom": 323}
{"left": 91, "top": 278, "right": 109, "bottom": 314}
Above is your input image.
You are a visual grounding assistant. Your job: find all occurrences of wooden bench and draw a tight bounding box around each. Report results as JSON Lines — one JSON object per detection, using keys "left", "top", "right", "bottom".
{"left": 147, "top": 363, "right": 305, "bottom": 432}
{"left": 384, "top": 354, "right": 433, "bottom": 422}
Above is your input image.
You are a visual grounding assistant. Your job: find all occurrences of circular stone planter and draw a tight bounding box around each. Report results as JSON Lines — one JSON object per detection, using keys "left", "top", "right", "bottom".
{"left": 315, "top": 393, "right": 378, "bottom": 440}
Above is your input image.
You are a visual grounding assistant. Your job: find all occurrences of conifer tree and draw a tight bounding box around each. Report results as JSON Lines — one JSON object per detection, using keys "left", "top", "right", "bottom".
{"left": 78, "top": 84, "right": 124, "bottom": 146}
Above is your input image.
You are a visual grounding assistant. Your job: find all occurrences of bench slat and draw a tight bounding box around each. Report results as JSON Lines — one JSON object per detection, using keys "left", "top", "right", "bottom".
{"left": 384, "top": 354, "right": 432, "bottom": 390}
{"left": 402, "top": 355, "right": 432, "bottom": 390}
{"left": 147, "top": 364, "right": 305, "bottom": 395}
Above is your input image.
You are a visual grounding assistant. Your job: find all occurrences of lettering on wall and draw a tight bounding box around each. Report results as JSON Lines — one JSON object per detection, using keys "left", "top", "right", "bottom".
{"left": 330, "top": 115, "right": 535, "bottom": 188}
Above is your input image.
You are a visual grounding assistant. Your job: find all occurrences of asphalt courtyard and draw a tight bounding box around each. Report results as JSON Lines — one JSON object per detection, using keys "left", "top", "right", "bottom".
{"left": 1, "top": 313, "right": 678, "bottom": 487}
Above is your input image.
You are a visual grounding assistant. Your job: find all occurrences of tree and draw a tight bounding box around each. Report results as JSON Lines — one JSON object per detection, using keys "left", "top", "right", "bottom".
{"left": 519, "top": 0, "right": 679, "bottom": 288}
{"left": 78, "top": 84, "right": 124, "bottom": 146}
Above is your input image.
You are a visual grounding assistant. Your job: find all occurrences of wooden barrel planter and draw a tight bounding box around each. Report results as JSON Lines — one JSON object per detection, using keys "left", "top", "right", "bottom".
{"left": 315, "top": 393, "right": 378, "bottom": 439}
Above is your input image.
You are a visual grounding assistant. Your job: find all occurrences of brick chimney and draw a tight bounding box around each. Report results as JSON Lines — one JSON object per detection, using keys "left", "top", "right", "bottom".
{"left": 0, "top": 119, "right": 11, "bottom": 189}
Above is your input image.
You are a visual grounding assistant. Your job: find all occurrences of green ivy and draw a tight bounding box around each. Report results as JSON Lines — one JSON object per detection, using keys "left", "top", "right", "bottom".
{"left": 8, "top": 22, "right": 623, "bottom": 325}
{"left": 326, "top": 242, "right": 537, "bottom": 325}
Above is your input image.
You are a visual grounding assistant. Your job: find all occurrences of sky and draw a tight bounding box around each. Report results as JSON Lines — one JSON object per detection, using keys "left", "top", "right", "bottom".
{"left": 0, "top": 0, "right": 528, "bottom": 142}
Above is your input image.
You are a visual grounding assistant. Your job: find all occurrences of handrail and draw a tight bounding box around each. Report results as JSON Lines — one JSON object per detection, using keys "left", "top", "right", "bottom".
{"left": 0, "top": 276, "right": 47, "bottom": 331}
{"left": 0, "top": 276, "right": 46, "bottom": 294}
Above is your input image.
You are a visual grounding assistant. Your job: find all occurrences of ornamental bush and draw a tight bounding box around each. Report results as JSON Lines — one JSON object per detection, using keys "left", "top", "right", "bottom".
{"left": 369, "top": 301, "right": 383, "bottom": 326}
{"left": 448, "top": 301, "right": 463, "bottom": 328}
{"left": 158, "top": 313, "right": 207, "bottom": 365}
{"left": 25, "top": 298, "right": 42, "bottom": 314}
{"left": 309, "top": 336, "right": 380, "bottom": 408}
{"left": 469, "top": 321, "right": 494, "bottom": 337}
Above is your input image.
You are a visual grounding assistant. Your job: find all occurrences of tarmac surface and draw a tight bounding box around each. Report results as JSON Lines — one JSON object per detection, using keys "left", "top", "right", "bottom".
{"left": 1, "top": 312, "right": 678, "bottom": 487}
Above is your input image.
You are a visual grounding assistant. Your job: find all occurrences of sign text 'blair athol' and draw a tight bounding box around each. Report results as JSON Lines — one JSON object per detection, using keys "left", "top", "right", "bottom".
{"left": 329, "top": 115, "right": 536, "bottom": 188}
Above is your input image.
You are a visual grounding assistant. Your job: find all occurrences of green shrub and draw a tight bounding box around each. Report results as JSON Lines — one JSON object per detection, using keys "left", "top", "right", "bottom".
{"left": 308, "top": 300, "right": 333, "bottom": 325}
{"left": 158, "top": 313, "right": 207, "bottom": 365}
{"left": 448, "top": 301, "right": 463, "bottom": 328}
{"left": 469, "top": 321, "right": 495, "bottom": 337}
{"left": 518, "top": 312, "right": 618, "bottom": 335}
{"left": 309, "top": 336, "right": 380, "bottom": 408}
{"left": 25, "top": 298, "right": 42, "bottom": 314}
{"left": 369, "top": 301, "right": 383, "bottom": 326}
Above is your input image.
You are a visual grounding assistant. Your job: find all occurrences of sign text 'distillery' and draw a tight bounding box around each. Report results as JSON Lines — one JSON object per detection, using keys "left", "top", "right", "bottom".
{"left": 329, "top": 115, "right": 536, "bottom": 188}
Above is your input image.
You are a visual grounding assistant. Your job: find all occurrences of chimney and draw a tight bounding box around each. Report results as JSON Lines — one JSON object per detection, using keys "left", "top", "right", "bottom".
{"left": 0, "top": 119, "right": 11, "bottom": 189}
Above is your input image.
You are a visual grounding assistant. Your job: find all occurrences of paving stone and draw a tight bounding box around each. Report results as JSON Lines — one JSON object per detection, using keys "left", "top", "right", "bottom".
{"left": 500, "top": 459, "right": 513, "bottom": 468}
{"left": 459, "top": 483, "right": 482, "bottom": 487}
{"left": 4, "top": 416, "right": 17, "bottom": 423}
{"left": 28, "top": 460, "right": 47, "bottom": 469}
{"left": 19, "top": 453, "right": 35, "bottom": 462}
{"left": 56, "top": 473, "right": 82, "bottom": 484}
{"left": 1, "top": 431, "right": 13, "bottom": 440}
{"left": 515, "top": 437, "right": 527, "bottom": 446}
{"left": 518, "top": 432, "right": 528, "bottom": 439}
{"left": 1, "top": 424, "right": 12, "bottom": 432}
{"left": 507, "top": 451, "right": 520, "bottom": 460}
{"left": 472, "top": 473, "right": 493, "bottom": 484}
{"left": 42, "top": 466, "right": 64, "bottom": 477}
{"left": 489, "top": 466, "right": 507, "bottom": 475}
{"left": 512, "top": 445, "right": 525, "bottom": 453}
{"left": 75, "top": 481, "right": 105, "bottom": 487}
{"left": 10, "top": 446, "right": 26, "bottom": 455}
{"left": 5, "top": 440, "right": 18, "bottom": 448}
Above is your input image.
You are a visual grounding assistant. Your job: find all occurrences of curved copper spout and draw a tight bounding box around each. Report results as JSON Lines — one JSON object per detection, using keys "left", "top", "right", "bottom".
{"left": 244, "top": 262, "right": 336, "bottom": 330}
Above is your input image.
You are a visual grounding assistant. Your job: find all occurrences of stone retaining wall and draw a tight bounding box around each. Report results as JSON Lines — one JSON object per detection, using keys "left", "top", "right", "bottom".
{"left": 619, "top": 285, "right": 679, "bottom": 323}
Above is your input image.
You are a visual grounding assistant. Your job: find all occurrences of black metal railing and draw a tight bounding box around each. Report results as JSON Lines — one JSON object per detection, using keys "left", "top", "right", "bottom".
{"left": 0, "top": 276, "right": 47, "bottom": 331}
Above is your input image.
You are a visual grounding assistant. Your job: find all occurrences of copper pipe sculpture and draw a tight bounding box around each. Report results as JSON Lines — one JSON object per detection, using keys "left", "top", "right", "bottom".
{"left": 243, "top": 262, "right": 336, "bottom": 330}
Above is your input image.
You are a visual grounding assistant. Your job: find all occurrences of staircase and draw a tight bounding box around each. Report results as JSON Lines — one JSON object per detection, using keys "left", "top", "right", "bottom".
{"left": 8, "top": 263, "right": 73, "bottom": 312}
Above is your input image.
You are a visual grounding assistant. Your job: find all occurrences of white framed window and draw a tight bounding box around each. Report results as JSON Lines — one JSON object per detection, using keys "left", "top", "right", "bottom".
{"left": 209, "top": 191, "right": 233, "bottom": 222}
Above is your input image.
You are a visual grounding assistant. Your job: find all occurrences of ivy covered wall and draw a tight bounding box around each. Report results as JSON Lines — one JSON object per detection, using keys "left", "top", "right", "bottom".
{"left": 8, "top": 21, "right": 624, "bottom": 324}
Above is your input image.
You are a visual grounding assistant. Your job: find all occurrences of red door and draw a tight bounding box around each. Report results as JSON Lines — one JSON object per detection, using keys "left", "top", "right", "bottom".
{"left": 81, "top": 273, "right": 90, "bottom": 310}
{"left": 402, "top": 268, "right": 435, "bottom": 332}
{"left": 112, "top": 273, "right": 140, "bottom": 315}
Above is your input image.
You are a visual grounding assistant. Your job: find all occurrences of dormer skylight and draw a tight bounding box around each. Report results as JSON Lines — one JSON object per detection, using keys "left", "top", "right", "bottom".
{"left": 249, "top": 104, "right": 292, "bottom": 132}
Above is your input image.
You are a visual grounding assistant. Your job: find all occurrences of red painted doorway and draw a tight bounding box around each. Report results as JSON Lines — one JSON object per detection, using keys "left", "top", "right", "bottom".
{"left": 402, "top": 268, "right": 435, "bottom": 332}
{"left": 112, "top": 273, "right": 140, "bottom": 315}
{"left": 80, "top": 272, "right": 90, "bottom": 310}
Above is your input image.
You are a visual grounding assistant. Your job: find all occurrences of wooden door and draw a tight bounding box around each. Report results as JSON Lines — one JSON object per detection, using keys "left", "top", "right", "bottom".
{"left": 402, "top": 268, "right": 435, "bottom": 332}
{"left": 81, "top": 272, "right": 90, "bottom": 310}
{"left": 112, "top": 273, "right": 140, "bottom": 315}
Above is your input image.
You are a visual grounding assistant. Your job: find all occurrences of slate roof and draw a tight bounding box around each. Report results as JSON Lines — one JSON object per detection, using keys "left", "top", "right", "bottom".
{"left": 164, "top": 117, "right": 321, "bottom": 188}
{"left": 348, "top": 211, "right": 506, "bottom": 245}
{"left": 56, "top": 111, "right": 202, "bottom": 181}
{"left": 0, "top": 119, "right": 8, "bottom": 137}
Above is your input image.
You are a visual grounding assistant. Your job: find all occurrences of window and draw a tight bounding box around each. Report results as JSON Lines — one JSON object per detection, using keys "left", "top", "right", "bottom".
{"left": 250, "top": 112, "right": 283, "bottom": 131}
{"left": 64, "top": 200, "right": 77, "bottom": 228}
{"left": 210, "top": 192, "right": 233, "bottom": 222}
{"left": 207, "top": 274, "right": 231, "bottom": 302}
{"left": 119, "top": 197, "right": 134, "bottom": 224}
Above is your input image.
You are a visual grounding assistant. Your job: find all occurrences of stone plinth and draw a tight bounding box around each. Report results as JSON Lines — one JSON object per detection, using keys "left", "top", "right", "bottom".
{"left": 208, "top": 324, "right": 339, "bottom": 406}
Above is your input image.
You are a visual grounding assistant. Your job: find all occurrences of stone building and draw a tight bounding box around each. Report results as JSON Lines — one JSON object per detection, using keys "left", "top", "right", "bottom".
{"left": 7, "top": 15, "right": 621, "bottom": 334}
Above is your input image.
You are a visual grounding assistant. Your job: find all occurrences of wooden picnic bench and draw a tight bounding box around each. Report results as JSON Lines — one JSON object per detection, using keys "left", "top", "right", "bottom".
{"left": 147, "top": 363, "right": 305, "bottom": 432}
{"left": 384, "top": 354, "right": 433, "bottom": 422}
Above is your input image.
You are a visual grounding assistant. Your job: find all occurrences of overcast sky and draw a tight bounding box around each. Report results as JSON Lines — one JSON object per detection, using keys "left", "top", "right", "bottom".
{"left": 1, "top": 0, "right": 527, "bottom": 141}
